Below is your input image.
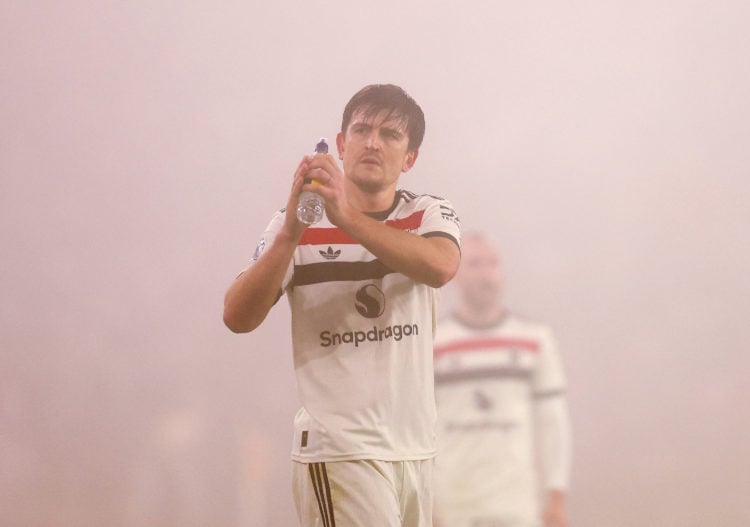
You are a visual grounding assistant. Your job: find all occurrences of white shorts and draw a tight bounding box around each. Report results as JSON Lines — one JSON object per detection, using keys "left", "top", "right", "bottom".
{"left": 292, "top": 459, "right": 434, "bottom": 527}
{"left": 434, "top": 510, "right": 538, "bottom": 527}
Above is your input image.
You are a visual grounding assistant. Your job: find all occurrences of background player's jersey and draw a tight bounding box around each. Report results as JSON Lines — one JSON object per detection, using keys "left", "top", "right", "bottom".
{"left": 251, "top": 190, "right": 460, "bottom": 463}
{"left": 433, "top": 313, "right": 566, "bottom": 523}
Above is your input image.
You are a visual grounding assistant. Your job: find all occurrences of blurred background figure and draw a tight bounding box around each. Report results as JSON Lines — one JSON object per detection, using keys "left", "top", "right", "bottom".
{"left": 3, "top": 3, "right": 749, "bottom": 526}
{"left": 433, "top": 231, "right": 572, "bottom": 527}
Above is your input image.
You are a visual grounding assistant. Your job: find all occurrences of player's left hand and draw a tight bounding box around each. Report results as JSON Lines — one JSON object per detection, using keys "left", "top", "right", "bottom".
{"left": 301, "top": 153, "right": 353, "bottom": 227}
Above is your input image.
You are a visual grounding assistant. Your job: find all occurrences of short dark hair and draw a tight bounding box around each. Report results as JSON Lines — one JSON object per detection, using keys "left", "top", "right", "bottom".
{"left": 341, "top": 84, "right": 425, "bottom": 151}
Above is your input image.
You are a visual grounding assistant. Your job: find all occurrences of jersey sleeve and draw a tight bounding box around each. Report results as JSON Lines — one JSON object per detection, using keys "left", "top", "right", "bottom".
{"left": 535, "top": 396, "right": 573, "bottom": 490}
{"left": 417, "top": 196, "right": 461, "bottom": 248}
{"left": 240, "top": 209, "right": 295, "bottom": 293}
{"left": 533, "top": 327, "right": 572, "bottom": 489}
{"left": 532, "top": 328, "right": 567, "bottom": 396}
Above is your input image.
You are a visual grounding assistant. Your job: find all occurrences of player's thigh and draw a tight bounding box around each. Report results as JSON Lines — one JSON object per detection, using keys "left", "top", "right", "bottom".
{"left": 400, "top": 459, "right": 433, "bottom": 527}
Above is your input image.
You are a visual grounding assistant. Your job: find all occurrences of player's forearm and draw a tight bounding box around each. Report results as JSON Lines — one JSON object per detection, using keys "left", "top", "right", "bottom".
{"left": 342, "top": 211, "right": 459, "bottom": 287}
{"left": 535, "top": 397, "right": 573, "bottom": 489}
{"left": 223, "top": 233, "right": 297, "bottom": 333}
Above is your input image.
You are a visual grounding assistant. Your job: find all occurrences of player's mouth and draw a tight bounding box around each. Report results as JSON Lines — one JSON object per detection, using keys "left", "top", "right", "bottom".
{"left": 360, "top": 155, "right": 382, "bottom": 167}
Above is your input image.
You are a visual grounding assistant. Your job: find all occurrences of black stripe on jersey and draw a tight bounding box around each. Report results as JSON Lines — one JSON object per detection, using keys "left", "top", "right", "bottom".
{"left": 435, "top": 367, "right": 532, "bottom": 385}
{"left": 423, "top": 231, "right": 461, "bottom": 249}
{"left": 401, "top": 189, "right": 417, "bottom": 201}
{"left": 400, "top": 189, "right": 447, "bottom": 201}
{"left": 364, "top": 191, "right": 405, "bottom": 220}
{"left": 293, "top": 234, "right": 459, "bottom": 288}
{"left": 293, "top": 260, "right": 395, "bottom": 287}
{"left": 371, "top": 189, "right": 448, "bottom": 215}
{"left": 309, "top": 463, "right": 335, "bottom": 527}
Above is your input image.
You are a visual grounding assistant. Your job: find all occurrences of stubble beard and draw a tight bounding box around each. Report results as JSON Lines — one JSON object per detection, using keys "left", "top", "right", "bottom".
{"left": 349, "top": 165, "right": 395, "bottom": 195}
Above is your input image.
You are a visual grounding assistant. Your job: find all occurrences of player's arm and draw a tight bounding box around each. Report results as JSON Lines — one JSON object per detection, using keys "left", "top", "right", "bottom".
{"left": 543, "top": 489, "right": 568, "bottom": 527}
{"left": 339, "top": 212, "right": 459, "bottom": 287}
{"left": 299, "top": 153, "right": 460, "bottom": 287}
{"left": 223, "top": 230, "right": 297, "bottom": 333}
{"left": 535, "top": 395, "right": 572, "bottom": 527}
{"left": 223, "top": 159, "right": 310, "bottom": 333}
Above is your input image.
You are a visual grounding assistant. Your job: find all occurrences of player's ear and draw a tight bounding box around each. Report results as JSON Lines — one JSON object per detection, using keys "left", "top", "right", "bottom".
{"left": 401, "top": 149, "right": 419, "bottom": 173}
{"left": 336, "top": 132, "right": 345, "bottom": 161}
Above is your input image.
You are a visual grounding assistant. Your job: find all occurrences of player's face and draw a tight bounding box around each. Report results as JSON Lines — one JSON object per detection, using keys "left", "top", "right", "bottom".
{"left": 457, "top": 237, "right": 503, "bottom": 309}
{"left": 336, "top": 110, "right": 418, "bottom": 194}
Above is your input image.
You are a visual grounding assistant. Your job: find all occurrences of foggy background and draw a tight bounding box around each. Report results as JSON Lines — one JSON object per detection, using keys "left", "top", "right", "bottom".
{"left": 2, "top": 1, "right": 748, "bottom": 526}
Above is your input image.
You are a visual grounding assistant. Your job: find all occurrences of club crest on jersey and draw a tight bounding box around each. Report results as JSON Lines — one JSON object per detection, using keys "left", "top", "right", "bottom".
{"left": 319, "top": 246, "right": 341, "bottom": 260}
{"left": 474, "top": 389, "right": 494, "bottom": 411}
{"left": 355, "top": 284, "right": 385, "bottom": 318}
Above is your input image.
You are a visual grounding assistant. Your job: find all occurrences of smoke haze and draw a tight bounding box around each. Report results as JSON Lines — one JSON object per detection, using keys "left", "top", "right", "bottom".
{"left": 2, "top": 2, "right": 748, "bottom": 526}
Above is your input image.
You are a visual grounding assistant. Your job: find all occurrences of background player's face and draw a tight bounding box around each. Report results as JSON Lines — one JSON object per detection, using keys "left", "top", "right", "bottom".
{"left": 456, "top": 236, "right": 504, "bottom": 311}
{"left": 336, "top": 109, "right": 418, "bottom": 195}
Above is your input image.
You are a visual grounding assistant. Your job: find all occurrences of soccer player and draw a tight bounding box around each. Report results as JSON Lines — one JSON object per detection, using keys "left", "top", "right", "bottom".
{"left": 433, "top": 231, "right": 572, "bottom": 527}
{"left": 224, "top": 84, "right": 461, "bottom": 527}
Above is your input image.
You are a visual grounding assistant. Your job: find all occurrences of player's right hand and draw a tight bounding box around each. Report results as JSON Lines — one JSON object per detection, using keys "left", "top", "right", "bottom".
{"left": 281, "top": 156, "right": 314, "bottom": 240}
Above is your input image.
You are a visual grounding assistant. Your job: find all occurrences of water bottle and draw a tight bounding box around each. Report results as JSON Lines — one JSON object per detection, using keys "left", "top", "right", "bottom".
{"left": 296, "top": 138, "right": 329, "bottom": 224}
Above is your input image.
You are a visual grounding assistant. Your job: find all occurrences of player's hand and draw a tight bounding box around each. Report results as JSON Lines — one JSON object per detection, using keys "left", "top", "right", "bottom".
{"left": 281, "top": 157, "right": 315, "bottom": 240}
{"left": 301, "top": 153, "right": 353, "bottom": 228}
{"left": 543, "top": 490, "right": 567, "bottom": 527}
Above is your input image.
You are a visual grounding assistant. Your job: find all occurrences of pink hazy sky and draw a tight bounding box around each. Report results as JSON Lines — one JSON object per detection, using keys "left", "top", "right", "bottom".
{"left": 2, "top": 2, "right": 749, "bottom": 525}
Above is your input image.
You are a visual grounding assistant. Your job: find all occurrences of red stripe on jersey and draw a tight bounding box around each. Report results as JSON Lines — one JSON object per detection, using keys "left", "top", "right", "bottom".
{"left": 386, "top": 209, "right": 424, "bottom": 231}
{"left": 434, "top": 337, "right": 540, "bottom": 357}
{"left": 298, "top": 210, "right": 425, "bottom": 246}
{"left": 299, "top": 228, "right": 356, "bottom": 245}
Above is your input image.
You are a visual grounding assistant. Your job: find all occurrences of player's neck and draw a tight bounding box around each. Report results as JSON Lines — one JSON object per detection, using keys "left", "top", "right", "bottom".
{"left": 347, "top": 180, "right": 398, "bottom": 213}
{"left": 454, "top": 304, "right": 507, "bottom": 329}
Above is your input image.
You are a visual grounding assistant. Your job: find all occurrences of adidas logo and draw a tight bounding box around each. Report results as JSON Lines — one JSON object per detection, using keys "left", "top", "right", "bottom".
{"left": 319, "top": 246, "right": 341, "bottom": 260}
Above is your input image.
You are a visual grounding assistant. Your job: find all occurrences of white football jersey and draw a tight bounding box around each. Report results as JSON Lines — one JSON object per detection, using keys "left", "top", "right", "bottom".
{"left": 433, "top": 313, "right": 566, "bottom": 521}
{"left": 252, "top": 190, "right": 461, "bottom": 463}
